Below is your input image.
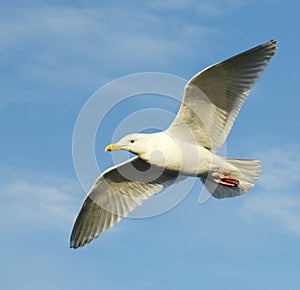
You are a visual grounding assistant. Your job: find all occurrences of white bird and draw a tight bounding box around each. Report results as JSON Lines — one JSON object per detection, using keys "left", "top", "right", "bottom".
{"left": 70, "top": 40, "right": 277, "bottom": 248}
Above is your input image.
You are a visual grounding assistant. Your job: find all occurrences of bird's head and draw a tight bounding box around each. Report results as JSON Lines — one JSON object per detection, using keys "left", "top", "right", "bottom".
{"left": 105, "top": 133, "right": 148, "bottom": 155}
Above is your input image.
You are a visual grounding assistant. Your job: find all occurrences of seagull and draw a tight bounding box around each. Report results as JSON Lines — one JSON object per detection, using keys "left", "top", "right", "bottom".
{"left": 70, "top": 40, "right": 277, "bottom": 248}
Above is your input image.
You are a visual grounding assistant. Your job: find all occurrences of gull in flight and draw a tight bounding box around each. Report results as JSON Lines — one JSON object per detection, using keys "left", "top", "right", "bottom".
{"left": 70, "top": 40, "right": 277, "bottom": 248}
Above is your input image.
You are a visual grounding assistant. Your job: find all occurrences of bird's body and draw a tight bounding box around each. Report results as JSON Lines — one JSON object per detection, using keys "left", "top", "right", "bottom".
{"left": 116, "top": 131, "right": 260, "bottom": 193}
{"left": 70, "top": 40, "right": 278, "bottom": 248}
{"left": 130, "top": 132, "right": 213, "bottom": 175}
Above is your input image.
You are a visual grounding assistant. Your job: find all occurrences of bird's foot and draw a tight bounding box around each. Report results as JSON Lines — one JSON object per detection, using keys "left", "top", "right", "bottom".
{"left": 216, "top": 173, "right": 239, "bottom": 187}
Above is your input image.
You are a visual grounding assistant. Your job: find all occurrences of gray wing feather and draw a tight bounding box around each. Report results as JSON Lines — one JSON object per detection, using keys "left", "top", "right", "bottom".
{"left": 167, "top": 40, "right": 277, "bottom": 152}
{"left": 70, "top": 157, "right": 181, "bottom": 248}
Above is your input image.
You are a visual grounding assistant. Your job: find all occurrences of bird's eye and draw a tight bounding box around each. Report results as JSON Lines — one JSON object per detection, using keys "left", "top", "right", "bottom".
{"left": 130, "top": 139, "right": 135, "bottom": 143}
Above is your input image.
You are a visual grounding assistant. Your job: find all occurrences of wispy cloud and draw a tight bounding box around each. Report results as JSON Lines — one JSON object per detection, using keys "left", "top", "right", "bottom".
{"left": 242, "top": 193, "right": 300, "bottom": 235}
{"left": 241, "top": 144, "right": 300, "bottom": 235}
{"left": 1, "top": 0, "right": 281, "bottom": 109}
{"left": 255, "top": 146, "right": 300, "bottom": 190}
{"left": 2, "top": 173, "right": 81, "bottom": 231}
{"left": 147, "top": 0, "right": 279, "bottom": 16}
{"left": 0, "top": 3, "right": 219, "bottom": 108}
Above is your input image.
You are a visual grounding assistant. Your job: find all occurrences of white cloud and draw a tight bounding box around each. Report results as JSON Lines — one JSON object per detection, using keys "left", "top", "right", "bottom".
{"left": 241, "top": 145, "right": 300, "bottom": 236}
{"left": 147, "top": 0, "right": 278, "bottom": 16}
{"left": 0, "top": 0, "right": 282, "bottom": 109}
{"left": 2, "top": 174, "right": 82, "bottom": 231}
{"left": 1, "top": 0, "right": 282, "bottom": 109}
{"left": 242, "top": 193, "right": 300, "bottom": 235}
{"left": 0, "top": 4, "right": 219, "bottom": 108}
{"left": 197, "top": 0, "right": 248, "bottom": 15}
{"left": 256, "top": 146, "right": 300, "bottom": 190}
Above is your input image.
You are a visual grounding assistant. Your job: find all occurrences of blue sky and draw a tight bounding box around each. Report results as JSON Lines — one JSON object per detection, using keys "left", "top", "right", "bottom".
{"left": 1, "top": 0, "right": 300, "bottom": 289}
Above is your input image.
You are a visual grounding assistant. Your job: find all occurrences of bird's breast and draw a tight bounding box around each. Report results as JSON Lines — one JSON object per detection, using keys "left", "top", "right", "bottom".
{"left": 139, "top": 138, "right": 213, "bottom": 176}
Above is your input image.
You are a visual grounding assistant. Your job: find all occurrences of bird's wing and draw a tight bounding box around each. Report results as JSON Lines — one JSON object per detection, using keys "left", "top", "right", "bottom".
{"left": 70, "top": 157, "right": 183, "bottom": 248}
{"left": 167, "top": 40, "right": 277, "bottom": 152}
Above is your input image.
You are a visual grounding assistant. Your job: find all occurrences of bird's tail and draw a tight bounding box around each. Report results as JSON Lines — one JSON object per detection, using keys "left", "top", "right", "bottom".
{"left": 200, "top": 158, "right": 261, "bottom": 199}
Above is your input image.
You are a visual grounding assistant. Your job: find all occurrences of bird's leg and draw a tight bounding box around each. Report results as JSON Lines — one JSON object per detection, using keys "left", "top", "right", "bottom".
{"left": 216, "top": 173, "right": 239, "bottom": 187}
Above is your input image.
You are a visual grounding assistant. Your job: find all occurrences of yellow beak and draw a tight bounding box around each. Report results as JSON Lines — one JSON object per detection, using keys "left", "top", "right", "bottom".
{"left": 105, "top": 143, "right": 121, "bottom": 152}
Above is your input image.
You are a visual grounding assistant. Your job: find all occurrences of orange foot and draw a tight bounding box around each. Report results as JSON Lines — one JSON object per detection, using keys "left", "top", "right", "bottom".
{"left": 216, "top": 173, "right": 239, "bottom": 187}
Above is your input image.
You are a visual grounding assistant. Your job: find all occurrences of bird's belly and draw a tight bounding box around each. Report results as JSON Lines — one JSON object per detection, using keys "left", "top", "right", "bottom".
{"left": 142, "top": 144, "right": 214, "bottom": 176}
{"left": 175, "top": 146, "right": 214, "bottom": 176}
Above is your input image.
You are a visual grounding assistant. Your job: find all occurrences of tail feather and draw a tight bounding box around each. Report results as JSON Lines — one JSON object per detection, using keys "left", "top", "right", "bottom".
{"left": 200, "top": 158, "right": 261, "bottom": 199}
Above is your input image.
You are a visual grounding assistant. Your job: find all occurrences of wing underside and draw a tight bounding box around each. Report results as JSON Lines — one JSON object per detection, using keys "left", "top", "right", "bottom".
{"left": 70, "top": 157, "right": 181, "bottom": 248}
{"left": 167, "top": 40, "right": 277, "bottom": 152}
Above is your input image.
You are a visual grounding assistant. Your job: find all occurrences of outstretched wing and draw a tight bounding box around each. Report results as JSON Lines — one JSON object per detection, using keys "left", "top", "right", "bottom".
{"left": 167, "top": 40, "right": 277, "bottom": 152}
{"left": 70, "top": 157, "right": 182, "bottom": 248}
